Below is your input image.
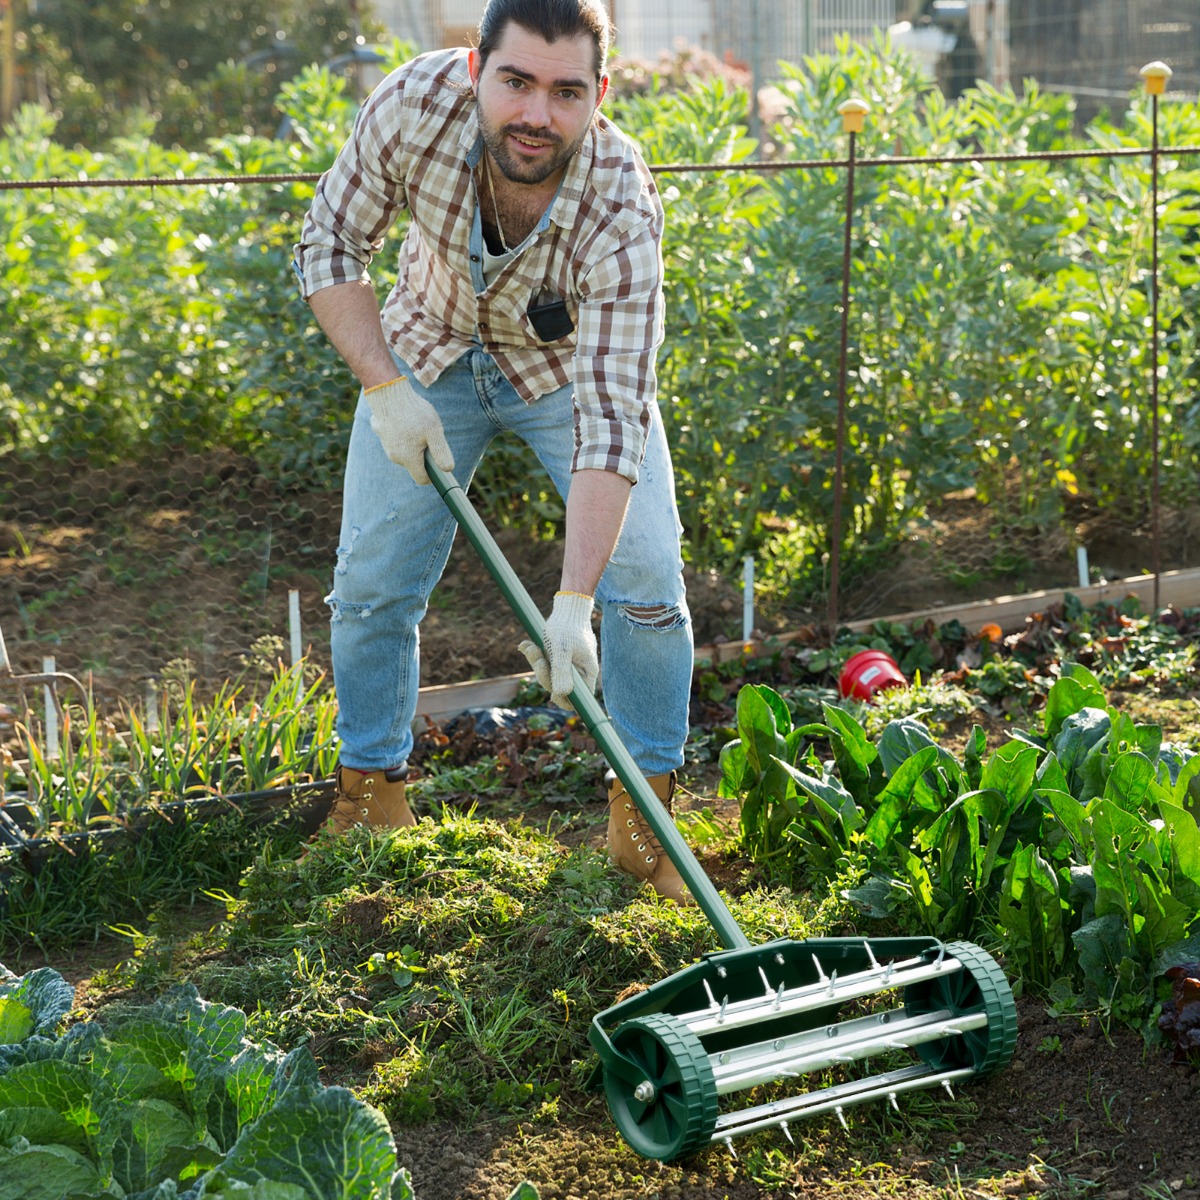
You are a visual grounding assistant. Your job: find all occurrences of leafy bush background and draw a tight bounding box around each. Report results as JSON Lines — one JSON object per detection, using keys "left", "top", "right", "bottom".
{"left": 3, "top": 39, "right": 1199, "bottom": 587}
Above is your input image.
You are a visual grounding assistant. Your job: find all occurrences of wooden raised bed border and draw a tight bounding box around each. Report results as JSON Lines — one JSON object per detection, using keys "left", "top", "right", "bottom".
{"left": 413, "top": 567, "right": 1200, "bottom": 723}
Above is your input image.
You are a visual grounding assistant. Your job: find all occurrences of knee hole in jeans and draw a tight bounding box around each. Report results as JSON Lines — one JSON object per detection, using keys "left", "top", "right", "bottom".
{"left": 615, "top": 602, "right": 687, "bottom": 632}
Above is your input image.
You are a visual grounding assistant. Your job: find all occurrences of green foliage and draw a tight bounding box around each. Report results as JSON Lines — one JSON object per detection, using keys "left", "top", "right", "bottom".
{"left": 720, "top": 664, "right": 1200, "bottom": 1024}
{"left": 611, "top": 38, "right": 1200, "bottom": 580}
{"left": 187, "top": 813, "right": 841, "bottom": 1123}
{"left": 0, "top": 970, "right": 411, "bottom": 1198}
{"left": 7, "top": 662, "right": 338, "bottom": 838}
{"left": 4, "top": 39, "right": 1200, "bottom": 584}
{"left": 21, "top": 0, "right": 392, "bottom": 149}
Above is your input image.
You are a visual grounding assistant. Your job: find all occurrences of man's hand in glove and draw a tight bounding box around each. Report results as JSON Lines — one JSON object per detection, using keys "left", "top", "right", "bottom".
{"left": 519, "top": 590, "right": 599, "bottom": 710}
{"left": 364, "top": 376, "right": 454, "bottom": 486}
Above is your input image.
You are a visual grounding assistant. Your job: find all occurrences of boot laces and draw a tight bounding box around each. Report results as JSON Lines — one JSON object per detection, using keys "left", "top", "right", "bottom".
{"left": 325, "top": 771, "right": 375, "bottom": 832}
{"left": 614, "top": 775, "right": 675, "bottom": 863}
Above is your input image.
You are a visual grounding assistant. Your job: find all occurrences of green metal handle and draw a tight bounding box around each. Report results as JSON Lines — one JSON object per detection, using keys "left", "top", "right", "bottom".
{"left": 426, "top": 455, "right": 750, "bottom": 951}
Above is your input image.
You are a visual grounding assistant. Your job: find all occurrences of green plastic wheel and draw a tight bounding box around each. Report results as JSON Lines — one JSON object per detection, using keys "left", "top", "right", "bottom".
{"left": 602, "top": 1012, "right": 719, "bottom": 1162}
{"left": 902, "top": 941, "right": 1018, "bottom": 1075}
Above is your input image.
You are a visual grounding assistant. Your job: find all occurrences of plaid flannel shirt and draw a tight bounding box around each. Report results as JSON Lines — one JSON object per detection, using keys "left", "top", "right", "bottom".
{"left": 293, "top": 48, "right": 666, "bottom": 482}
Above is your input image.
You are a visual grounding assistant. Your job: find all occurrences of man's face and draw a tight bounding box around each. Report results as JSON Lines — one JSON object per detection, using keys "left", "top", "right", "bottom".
{"left": 469, "top": 23, "right": 609, "bottom": 187}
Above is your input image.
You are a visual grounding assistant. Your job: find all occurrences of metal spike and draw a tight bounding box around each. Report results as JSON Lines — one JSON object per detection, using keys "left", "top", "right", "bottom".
{"left": 943, "top": 1025, "right": 965, "bottom": 1036}
{"left": 889, "top": 1092, "right": 900, "bottom": 1112}
{"left": 773, "top": 980, "right": 785, "bottom": 1011}
{"left": 718, "top": 994, "right": 729, "bottom": 1025}
{"left": 883, "top": 960, "right": 895, "bottom": 983}
{"left": 934, "top": 943, "right": 947, "bottom": 969}
{"left": 942, "top": 1079, "right": 956, "bottom": 1100}
{"left": 827, "top": 968, "right": 839, "bottom": 997}
{"left": 886, "top": 1040, "right": 910, "bottom": 1051}
{"left": 780, "top": 1120, "right": 795, "bottom": 1145}
{"left": 702, "top": 979, "right": 720, "bottom": 1011}
{"left": 811, "top": 954, "right": 829, "bottom": 985}
{"left": 724, "top": 1136, "right": 738, "bottom": 1160}
{"left": 863, "top": 940, "right": 881, "bottom": 970}
{"left": 835, "top": 1106, "right": 849, "bottom": 1130}
{"left": 759, "top": 966, "right": 773, "bottom": 995}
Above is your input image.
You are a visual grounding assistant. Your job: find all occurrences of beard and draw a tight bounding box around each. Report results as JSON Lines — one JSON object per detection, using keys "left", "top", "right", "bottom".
{"left": 477, "top": 110, "right": 590, "bottom": 186}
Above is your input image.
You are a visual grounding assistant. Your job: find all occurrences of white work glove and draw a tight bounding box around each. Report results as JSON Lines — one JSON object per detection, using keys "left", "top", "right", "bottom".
{"left": 519, "top": 591, "right": 599, "bottom": 710}
{"left": 363, "top": 376, "right": 455, "bottom": 486}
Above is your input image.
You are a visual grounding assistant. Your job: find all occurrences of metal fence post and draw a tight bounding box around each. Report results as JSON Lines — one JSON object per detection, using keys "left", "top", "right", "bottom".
{"left": 828, "top": 97, "right": 870, "bottom": 635}
{"left": 1141, "top": 60, "right": 1171, "bottom": 613}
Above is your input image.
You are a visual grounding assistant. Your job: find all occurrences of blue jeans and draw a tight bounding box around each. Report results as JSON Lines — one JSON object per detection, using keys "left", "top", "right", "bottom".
{"left": 326, "top": 346, "right": 693, "bottom": 777}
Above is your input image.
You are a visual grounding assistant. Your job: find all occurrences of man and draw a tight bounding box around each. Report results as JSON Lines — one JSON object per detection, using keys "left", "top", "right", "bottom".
{"left": 293, "top": 0, "right": 694, "bottom": 902}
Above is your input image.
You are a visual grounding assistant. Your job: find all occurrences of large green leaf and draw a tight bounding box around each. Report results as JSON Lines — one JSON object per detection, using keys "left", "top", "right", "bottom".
{"left": 1073, "top": 912, "right": 1137, "bottom": 1003}
{"left": 0, "top": 968, "right": 76, "bottom": 1042}
{"left": 1043, "top": 668, "right": 1106, "bottom": 739}
{"left": 861, "top": 745, "right": 941, "bottom": 851}
{"left": 108, "top": 1097, "right": 212, "bottom": 1196}
{"left": 0, "top": 1000, "right": 35, "bottom": 1046}
{"left": 0, "top": 1139, "right": 107, "bottom": 1200}
{"left": 999, "top": 843, "right": 1067, "bottom": 985}
{"left": 204, "top": 1085, "right": 399, "bottom": 1200}
{"left": 820, "top": 703, "right": 879, "bottom": 804}
{"left": 736, "top": 685, "right": 789, "bottom": 775}
{"left": 1103, "top": 751, "right": 1169, "bottom": 815}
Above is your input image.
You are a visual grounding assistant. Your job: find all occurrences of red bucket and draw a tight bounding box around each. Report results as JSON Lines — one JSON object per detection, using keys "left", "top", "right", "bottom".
{"left": 838, "top": 650, "right": 908, "bottom": 702}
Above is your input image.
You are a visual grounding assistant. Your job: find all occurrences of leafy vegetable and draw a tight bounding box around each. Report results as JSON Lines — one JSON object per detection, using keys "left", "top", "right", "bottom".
{"left": 721, "top": 663, "right": 1200, "bottom": 1027}
{"left": 0, "top": 969, "right": 412, "bottom": 1199}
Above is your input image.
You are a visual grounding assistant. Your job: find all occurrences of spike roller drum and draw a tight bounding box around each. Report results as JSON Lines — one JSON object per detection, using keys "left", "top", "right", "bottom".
{"left": 590, "top": 936, "right": 1016, "bottom": 1160}
{"left": 424, "top": 456, "right": 1019, "bottom": 1164}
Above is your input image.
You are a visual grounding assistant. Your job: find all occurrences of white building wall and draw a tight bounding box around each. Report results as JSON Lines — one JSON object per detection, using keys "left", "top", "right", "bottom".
{"left": 369, "top": 1, "right": 910, "bottom": 68}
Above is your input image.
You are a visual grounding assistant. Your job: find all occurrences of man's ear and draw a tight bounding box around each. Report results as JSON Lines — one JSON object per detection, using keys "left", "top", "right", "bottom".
{"left": 596, "top": 73, "right": 609, "bottom": 108}
{"left": 467, "top": 48, "right": 482, "bottom": 90}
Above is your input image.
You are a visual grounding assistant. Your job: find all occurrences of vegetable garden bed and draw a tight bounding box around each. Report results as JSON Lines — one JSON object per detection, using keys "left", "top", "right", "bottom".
{"left": 2, "top": 594, "right": 1199, "bottom": 1199}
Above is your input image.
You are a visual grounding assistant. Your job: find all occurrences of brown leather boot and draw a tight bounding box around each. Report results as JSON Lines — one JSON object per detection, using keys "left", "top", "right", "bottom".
{"left": 606, "top": 770, "right": 694, "bottom": 905}
{"left": 320, "top": 766, "right": 417, "bottom": 834}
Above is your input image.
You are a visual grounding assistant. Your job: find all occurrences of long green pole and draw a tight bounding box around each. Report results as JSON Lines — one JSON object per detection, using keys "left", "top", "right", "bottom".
{"left": 427, "top": 457, "right": 751, "bottom": 951}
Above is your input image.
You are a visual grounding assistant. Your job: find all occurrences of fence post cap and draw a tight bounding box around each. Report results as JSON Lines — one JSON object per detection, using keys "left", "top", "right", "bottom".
{"left": 1140, "top": 61, "right": 1173, "bottom": 94}
{"left": 837, "top": 97, "right": 870, "bottom": 133}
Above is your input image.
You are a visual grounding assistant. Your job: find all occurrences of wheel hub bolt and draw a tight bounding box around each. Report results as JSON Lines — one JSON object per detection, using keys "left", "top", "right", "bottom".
{"left": 634, "top": 1080, "right": 656, "bottom": 1103}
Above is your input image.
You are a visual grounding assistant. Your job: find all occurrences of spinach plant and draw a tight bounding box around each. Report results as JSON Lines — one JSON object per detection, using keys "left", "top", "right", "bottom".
{"left": 720, "top": 663, "right": 1200, "bottom": 1021}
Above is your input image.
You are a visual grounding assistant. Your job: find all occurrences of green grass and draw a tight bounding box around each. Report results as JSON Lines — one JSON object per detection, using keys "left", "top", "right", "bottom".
{"left": 90, "top": 812, "right": 856, "bottom": 1129}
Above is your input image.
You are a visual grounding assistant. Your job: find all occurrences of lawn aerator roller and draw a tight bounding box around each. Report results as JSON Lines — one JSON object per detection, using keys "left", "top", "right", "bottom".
{"left": 427, "top": 458, "right": 1018, "bottom": 1163}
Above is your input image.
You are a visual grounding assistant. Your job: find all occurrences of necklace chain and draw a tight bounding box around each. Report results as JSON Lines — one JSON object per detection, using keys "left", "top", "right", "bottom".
{"left": 482, "top": 154, "right": 513, "bottom": 255}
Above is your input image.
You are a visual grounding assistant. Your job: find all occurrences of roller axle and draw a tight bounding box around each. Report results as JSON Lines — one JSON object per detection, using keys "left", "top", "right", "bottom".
{"left": 710, "top": 1005, "right": 988, "bottom": 1094}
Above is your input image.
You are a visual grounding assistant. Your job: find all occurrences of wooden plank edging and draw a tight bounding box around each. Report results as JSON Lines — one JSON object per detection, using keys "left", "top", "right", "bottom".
{"left": 414, "top": 567, "right": 1200, "bottom": 721}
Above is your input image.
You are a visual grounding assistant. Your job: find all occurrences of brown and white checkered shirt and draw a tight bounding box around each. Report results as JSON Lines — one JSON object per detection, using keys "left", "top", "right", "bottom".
{"left": 294, "top": 48, "right": 665, "bottom": 482}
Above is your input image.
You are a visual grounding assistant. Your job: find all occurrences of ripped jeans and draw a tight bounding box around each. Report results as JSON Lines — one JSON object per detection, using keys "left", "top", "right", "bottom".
{"left": 325, "top": 346, "right": 693, "bottom": 777}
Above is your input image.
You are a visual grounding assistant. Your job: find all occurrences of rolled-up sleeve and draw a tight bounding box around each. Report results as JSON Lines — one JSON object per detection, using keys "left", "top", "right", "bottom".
{"left": 293, "top": 75, "right": 411, "bottom": 299}
{"left": 571, "top": 217, "right": 665, "bottom": 484}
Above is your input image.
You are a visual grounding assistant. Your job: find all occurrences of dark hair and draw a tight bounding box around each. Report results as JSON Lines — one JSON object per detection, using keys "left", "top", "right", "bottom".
{"left": 477, "top": 0, "right": 612, "bottom": 81}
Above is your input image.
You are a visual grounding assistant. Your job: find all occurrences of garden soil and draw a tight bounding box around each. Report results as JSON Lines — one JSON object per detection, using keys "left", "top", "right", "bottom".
{"left": 33, "top": 923, "right": 1200, "bottom": 1200}
{"left": 3, "top": 452, "right": 1198, "bottom": 705}
{"left": 6, "top": 458, "right": 1200, "bottom": 1199}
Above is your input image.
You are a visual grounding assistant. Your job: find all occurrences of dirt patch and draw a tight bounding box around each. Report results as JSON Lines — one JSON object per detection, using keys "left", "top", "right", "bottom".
{"left": 3, "top": 456, "right": 1197, "bottom": 711}
{"left": 391, "top": 992, "right": 1200, "bottom": 1200}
